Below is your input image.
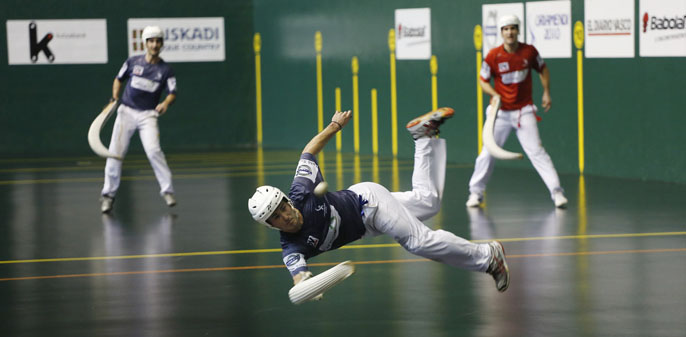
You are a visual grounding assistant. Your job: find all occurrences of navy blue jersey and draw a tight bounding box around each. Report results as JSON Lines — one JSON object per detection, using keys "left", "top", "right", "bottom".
{"left": 116, "top": 55, "right": 177, "bottom": 110}
{"left": 280, "top": 153, "right": 366, "bottom": 276}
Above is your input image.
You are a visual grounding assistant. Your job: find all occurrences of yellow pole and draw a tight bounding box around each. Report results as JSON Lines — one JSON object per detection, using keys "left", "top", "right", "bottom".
{"left": 335, "top": 87, "right": 342, "bottom": 151}
{"left": 352, "top": 56, "right": 360, "bottom": 153}
{"left": 315, "top": 32, "right": 325, "bottom": 174}
{"left": 578, "top": 175, "right": 587, "bottom": 236}
{"left": 430, "top": 55, "right": 438, "bottom": 111}
{"left": 392, "top": 157, "right": 399, "bottom": 192}
{"left": 574, "top": 21, "right": 585, "bottom": 175}
{"left": 335, "top": 87, "right": 343, "bottom": 191}
{"left": 373, "top": 155, "right": 380, "bottom": 183}
{"left": 315, "top": 31, "right": 324, "bottom": 133}
{"left": 474, "top": 25, "right": 484, "bottom": 153}
{"left": 371, "top": 88, "right": 378, "bottom": 155}
{"left": 336, "top": 152, "right": 343, "bottom": 191}
{"left": 257, "top": 146, "right": 265, "bottom": 187}
{"left": 253, "top": 33, "right": 263, "bottom": 145}
{"left": 388, "top": 29, "right": 398, "bottom": 157}
{"left": 354, "top": 153, "right": 361, "bottom": 184}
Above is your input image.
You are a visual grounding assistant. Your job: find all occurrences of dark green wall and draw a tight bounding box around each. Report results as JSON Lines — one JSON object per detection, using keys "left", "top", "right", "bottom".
{"left": 0, "top": 0, "right": 255, "bottom": 157}
{"left": 1, "top": 1, "right": 684, "bottom": 184}
{"left": 254, "top": 0, "right": 685, "bottom": 183}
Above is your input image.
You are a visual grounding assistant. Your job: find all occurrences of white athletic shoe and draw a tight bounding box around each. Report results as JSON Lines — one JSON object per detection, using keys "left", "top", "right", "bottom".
{"left": 486, "top": 241, "right": 510, "bottom": 292}
{"left": 466, "top": 193, "right": 482, "bottom": 207}
{"left": 406, "top": 107, "right": 455, "bottom": 140}
{"left": 100, "top": 196, "right": 114, "bottom": 213}
{"left": 163, "top": 193, "right": 177, "bottom": 207}
{"left": 553, "top": 190, "right": 568, "bottom": 208}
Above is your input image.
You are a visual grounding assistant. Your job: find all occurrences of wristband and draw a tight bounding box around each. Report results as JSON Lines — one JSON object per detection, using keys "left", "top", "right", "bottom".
{"left": 331, "top": 121, "right": 342, "bottom": 131}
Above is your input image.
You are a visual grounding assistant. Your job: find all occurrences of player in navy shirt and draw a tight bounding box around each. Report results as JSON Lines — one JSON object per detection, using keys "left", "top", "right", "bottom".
{"left": 100, "top": 26, "right": 177, "bottom": 213}
{"left": 248, "top": 109, "right": 511, "bottom": 300}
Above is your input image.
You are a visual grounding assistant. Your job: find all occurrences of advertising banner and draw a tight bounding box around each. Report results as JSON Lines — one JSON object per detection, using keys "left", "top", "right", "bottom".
{"left": 639, "top": 0, "right": 686, "bottom": 57}
{"left": 482, "top": 3, "right": 525, "bottom": 56}
{"left": 526, "top": 0, "right": 572, "bottom": 58}
{"left": 395, "top": 8, "right": 432, "bottom": 60}
{"left": 7, "top": 19, "right": 108, "bottom": 65}
{"left": 128, "top": 17, "right": 225, "bottom": 62}
{"left": 585, "top": 0, "right": 635, "bottom": 58}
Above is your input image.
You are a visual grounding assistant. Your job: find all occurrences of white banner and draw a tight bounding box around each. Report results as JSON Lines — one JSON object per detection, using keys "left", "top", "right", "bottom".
{"left": 482, "top": 3, "right": 525, "bottom": 56}
{"left": 395, "top": 8, "right": 432, "bottom": 60}
{"left": 128, "top": 17, "right": 225, "bottom": 62}
{"left": 6, "top": 19, "right": 108, "bottom": 65}
{"left": 526, "top": 0, "right": 572, "bottom": 58}
{"left": 584, "top": 0, "right": 635, "bottom": 58}
{"left": 639, "top": 0, "right": 686, "bottom": 57}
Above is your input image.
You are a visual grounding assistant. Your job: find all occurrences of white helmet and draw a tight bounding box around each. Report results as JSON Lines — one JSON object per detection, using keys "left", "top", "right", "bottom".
{"left": 142, "top": 26, "right": 164, "bottom": 41}
{"left": 248, "top": 185, "right": 288, "bottom": 229}
{"left": 498, "top": 15, "right": 520, "bottom": 31}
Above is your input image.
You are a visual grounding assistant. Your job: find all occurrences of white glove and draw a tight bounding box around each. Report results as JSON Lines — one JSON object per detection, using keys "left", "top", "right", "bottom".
{"left": 295, "top": 271, "right": 323, "bottom": 301}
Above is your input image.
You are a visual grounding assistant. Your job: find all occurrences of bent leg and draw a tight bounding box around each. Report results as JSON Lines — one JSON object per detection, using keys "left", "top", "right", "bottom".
{"left": 516, "top": 112, "right": 562, "bottom": 197}
{"left": 391, "top": 137, "right": 446, "bottom": 221}
{"left": 352, "top": 182, "right": 491, "bottom": 272}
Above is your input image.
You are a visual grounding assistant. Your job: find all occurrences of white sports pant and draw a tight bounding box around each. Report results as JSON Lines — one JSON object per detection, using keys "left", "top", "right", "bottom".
{"left": 349, "top": 137, "right": 491, "bottom": 272}
{"left": 468, "top": 104, "right": 562, "bottom": 199}
{"left": 101, "top": 104, "right": 174, "bottom": 197}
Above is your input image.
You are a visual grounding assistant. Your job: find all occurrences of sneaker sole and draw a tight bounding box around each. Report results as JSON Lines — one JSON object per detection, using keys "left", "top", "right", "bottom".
{"left": 406, "top": 107, "right": 455, "bottom": 129}
{"left": 494, "top": 241, "right": 510, "bottom": 292}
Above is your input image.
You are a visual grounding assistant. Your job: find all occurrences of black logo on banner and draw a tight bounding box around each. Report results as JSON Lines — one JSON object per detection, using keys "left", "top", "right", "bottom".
{"left": 29, "top": 21, "right": 54, "bottom": 63}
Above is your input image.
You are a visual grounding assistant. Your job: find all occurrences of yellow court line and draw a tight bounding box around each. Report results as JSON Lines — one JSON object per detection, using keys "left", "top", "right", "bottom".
{"left": 1, "top": 231, "right": 684, "bottom": 265}
{"left": 0, "top": 248, "right": 683, "bottom": 282}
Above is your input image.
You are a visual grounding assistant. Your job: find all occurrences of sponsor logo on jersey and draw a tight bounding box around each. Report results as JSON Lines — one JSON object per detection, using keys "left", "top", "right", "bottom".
{"left": 315, "top": 204, "right": 326, "bottom": 213}
{"left": 285, "top": 253, "right": 301, "bottom": 266}
{"left": 296, "top": 165, "right": 312, "bottom": 177}
{"left": 130, "top": 76, "right": 160, "bottom": 93}
{"left": 307, "top": 236, "right": 320, "bottom": 247}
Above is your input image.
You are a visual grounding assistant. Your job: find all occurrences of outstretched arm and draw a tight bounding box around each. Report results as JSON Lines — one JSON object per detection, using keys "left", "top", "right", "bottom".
{"left": 302, "top": 110, "right": 352, "bottom": 155}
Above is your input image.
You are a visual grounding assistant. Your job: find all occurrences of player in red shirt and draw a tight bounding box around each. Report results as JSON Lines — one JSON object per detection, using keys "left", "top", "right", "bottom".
{"left": 466, "top": 15, "right": 567, "bottom": 208}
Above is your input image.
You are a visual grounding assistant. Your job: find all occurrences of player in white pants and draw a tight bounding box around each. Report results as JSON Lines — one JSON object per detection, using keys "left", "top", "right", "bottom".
{"left": 466, "top": 15, "right": 567, "bottom": 208}
{"left": 100, "top": 26, "right": 177, "bottom": 213}
{"left": 248, "top": 108, "right": 510, "bottom": 297}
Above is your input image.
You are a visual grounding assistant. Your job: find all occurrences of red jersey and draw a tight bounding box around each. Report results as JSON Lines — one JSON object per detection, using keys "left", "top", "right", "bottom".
{"left": 480, "top": 43, "right": 546, "bottom": 110}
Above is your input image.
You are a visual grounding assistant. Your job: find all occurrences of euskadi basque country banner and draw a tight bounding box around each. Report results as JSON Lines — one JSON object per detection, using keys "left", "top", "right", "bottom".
{"left": 127, "top": 17, "right": 225, "bottom": 62}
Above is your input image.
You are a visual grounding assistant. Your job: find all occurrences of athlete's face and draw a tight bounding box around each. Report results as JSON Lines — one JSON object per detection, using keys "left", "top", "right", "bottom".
{"left": 501, "top": 25, "right": 519, "bottom": 45}
{"left": 267, "top": 199, "right": 303, "bottom": 233}
{"left": 145, "top": 37, "right": 163, "bottom": 57}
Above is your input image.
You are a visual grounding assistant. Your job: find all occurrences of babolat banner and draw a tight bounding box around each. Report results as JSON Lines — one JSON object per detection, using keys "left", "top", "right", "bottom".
{"left": 639, "top": 0, "right": 686, "bottom": 57}
{"left": 127, "top": 17, "right": 225, "bottom": 62}
{"left": 6, "top": 19, "right": 108, "bottom": 65}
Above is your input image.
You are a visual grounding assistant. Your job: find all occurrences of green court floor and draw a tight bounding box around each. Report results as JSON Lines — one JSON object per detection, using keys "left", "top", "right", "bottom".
{"left": 0, "top": 151, "right": 684, "bottom": 337}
